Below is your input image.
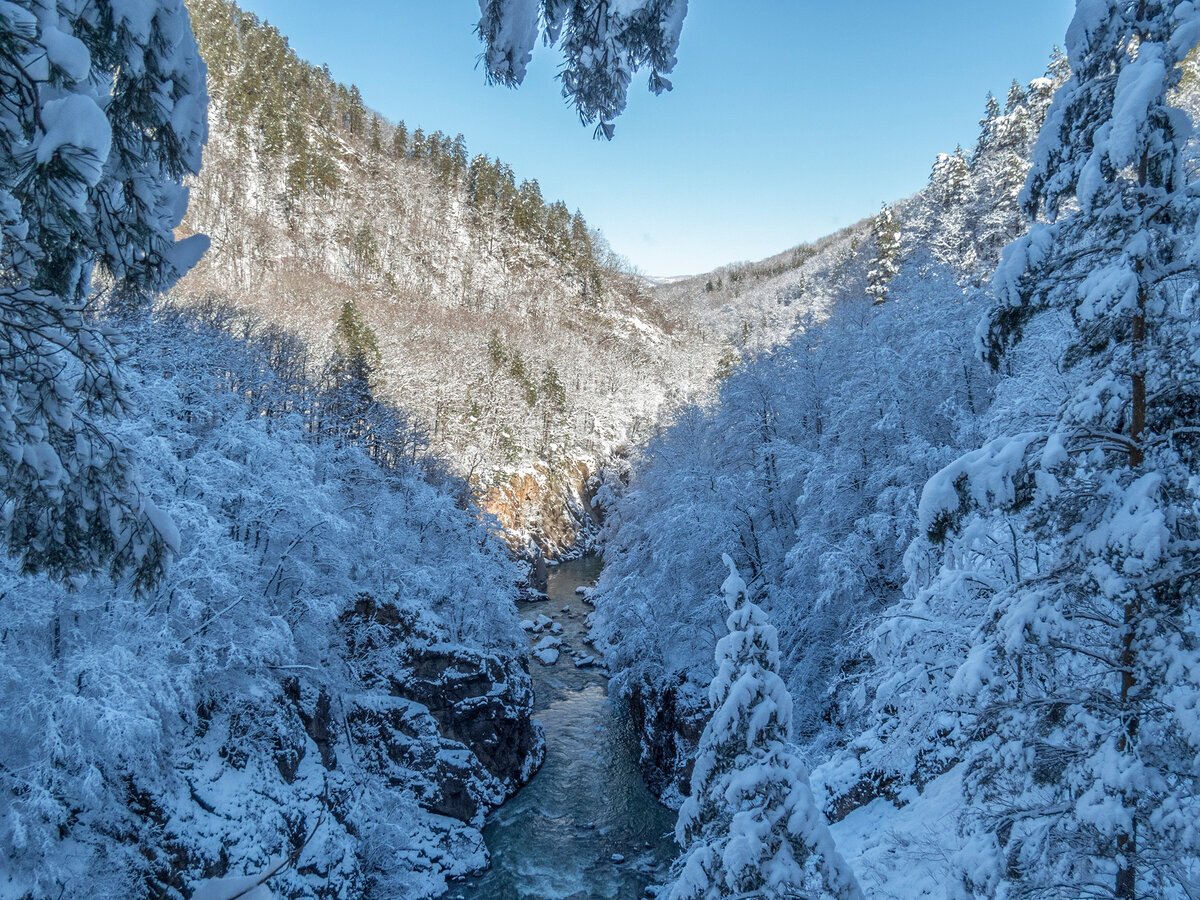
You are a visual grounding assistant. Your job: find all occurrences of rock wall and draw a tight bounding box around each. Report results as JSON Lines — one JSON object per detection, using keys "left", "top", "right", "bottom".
{"left": 625, "top": 676, "right": 707, "bottom": 810}
{"left": 137, "top": 596, "right": 544, "bottom": 899}
{"left": 481, "top": 459, "right": 603, "bottom": 562}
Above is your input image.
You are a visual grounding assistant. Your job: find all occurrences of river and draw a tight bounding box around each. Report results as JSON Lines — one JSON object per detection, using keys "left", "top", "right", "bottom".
{"left": 454, "top": 555, "right": 679, "bottom": 899}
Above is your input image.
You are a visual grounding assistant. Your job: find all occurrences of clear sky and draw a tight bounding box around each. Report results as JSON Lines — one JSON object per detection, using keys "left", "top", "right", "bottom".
{"left": 233, "top": 1, "right": 1076, "bottom": 276}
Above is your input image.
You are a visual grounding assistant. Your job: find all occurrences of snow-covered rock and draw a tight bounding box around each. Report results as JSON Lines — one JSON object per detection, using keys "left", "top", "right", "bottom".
{"left": 533, "top": 647, "right": 561, "bottom": 666}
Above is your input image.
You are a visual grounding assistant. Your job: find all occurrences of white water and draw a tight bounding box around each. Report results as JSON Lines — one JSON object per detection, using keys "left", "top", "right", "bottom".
{"left": 455, "top": 555, "right": 678, "bottom": 899}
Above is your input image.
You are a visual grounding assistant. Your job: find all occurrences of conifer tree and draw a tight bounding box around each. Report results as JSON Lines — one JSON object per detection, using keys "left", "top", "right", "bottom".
{"left": 320, "top": 300, "right": 381, "bottom": 445}
{"left": 514, "top": 178, "right": 546, "bottom": 233}
{"left": 392, "top": 120, "right": 408, "bottom": 158}
{"left": 929, "top": 144, "right": 971, "bottom": 209}
{"left": 976, "top": 91, "right": 1002, "bottom": 156}
{"left": 866, "top": 203, "right": 902, "bottom": 305}
{"left": 0, "top": 0, "right": 208, "bottom": 586}
{"left": 915, "top": 3, "right": 1200, "bottom": 895}
{"left": 1004, "top": 78, "right": 1027, "bottom": 115}
{"left": 665, "top": 556, "right": 862, "bottom": 900}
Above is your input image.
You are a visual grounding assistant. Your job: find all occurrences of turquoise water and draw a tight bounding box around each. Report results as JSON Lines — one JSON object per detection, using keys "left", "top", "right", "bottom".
{"left": 455, "top": 556, "right": 678, "bottom": 900}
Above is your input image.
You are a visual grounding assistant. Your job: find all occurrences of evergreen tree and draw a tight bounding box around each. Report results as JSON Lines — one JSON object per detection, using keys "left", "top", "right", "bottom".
{"left": 368, "top": 113, "right": 383, "bottom": 152}
{"left": 929, "top": 144, "right": 971, "bottom": 209}
{"left": 665, "top": 556, "right": 862, "bottom": 900}
{"left": 538, "top": 364, "right": 567, "bottom": 447}
{"left": 715, "top": 343, "right": 741, "bottom": 380}
{"left": 915, "top": 3, "right": 1200, "bottom": 895}
{"left": 320, "top": 300, "right": 381, "bottom": 444}
{"left": 514, "top": 178, "right": 545, "bottom": 233}
{"left": 345, "top": 84, "right": 366, "bottom": 135}
{"left": 570, "top": 210, "right": 603, "bottom": 302}
{"left": 545, "top": 199, "right": 573, "bottom": 259}
{"left": 1003, "top": 78, "right": 1027, "bottom": 115}
{"left": 392, "top": 120, "right": 408, "bottom": 158}
{"left": 976, "top": 91, "right": 1002, "bottom": 157}
{"left": 866, "top": 203, "right": 902, "bottom": 305}
{"left": 0, "top": 0, "right": 208, "bottom": 587}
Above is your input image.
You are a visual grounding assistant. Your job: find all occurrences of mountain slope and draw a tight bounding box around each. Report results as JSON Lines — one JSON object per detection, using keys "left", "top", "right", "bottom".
{"left": 591, "top": 50, "right": 1070, "bottom": 803}
{"left": 174, "top": 0, "right": 720, "bottom": 555}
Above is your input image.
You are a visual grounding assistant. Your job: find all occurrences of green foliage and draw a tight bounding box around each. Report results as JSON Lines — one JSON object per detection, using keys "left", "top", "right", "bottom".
{"left": 333, "top": 300, "right": 381, "bottom": 378}
{"left": 715, "top": 343, "right": 741, "bottom": 380}
{"left": 506, "top": 349, "right": 539, "bottom": 406}
{"left": 350, "top": 222, "right": 380, "bottom": 277}
{"left": 487, "top": 329, "right": 507, "bottom": 370}
{"left": 539, "top": 365, "right": 567, "bottom": 413}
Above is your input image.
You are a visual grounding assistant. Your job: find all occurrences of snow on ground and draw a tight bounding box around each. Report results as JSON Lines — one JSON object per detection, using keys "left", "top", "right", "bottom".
{"left": 831, "top": 767, "right": 965, "bottom": 898}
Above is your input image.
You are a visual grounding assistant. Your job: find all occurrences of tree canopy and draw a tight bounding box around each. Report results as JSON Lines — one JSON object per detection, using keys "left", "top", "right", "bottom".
{"left": 0, "top": 0, "right": 209, "bottom": 587}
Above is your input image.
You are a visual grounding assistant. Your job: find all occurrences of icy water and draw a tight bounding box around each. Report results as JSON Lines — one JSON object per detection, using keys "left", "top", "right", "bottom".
{"left": 454, "top": 555, "right": 678, "bottom": 900}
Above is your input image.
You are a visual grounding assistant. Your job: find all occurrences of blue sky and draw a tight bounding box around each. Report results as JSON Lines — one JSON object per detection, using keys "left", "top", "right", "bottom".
{"left": 234, "top": 1, "right": 1075, "bottom": 276}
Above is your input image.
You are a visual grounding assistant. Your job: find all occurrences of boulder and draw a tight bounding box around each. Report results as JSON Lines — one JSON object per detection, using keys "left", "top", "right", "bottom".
{"left": 398, "top": 647, "right": 545, "bottom": 794}
{"left": 626, "top": 676, "right": 707, "bottom": 806}
{"left": 533, "top": 647, "right": 560, "bottom": 666}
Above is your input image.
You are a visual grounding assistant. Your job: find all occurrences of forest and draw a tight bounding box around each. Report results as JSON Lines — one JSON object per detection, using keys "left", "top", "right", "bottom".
{"left": 2, "top": 1, "right": 1199, "bottom": 898}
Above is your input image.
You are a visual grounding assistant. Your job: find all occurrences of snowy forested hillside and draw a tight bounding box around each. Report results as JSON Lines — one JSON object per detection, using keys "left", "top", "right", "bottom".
{"left": 1, "top": 304, "right": 543, "bottom": 899}
{"left": 593, "top": 31, "right": 1200, "bottom": 896}
{"left": 650, "top": 57, "right": 1068, "bottom": 362}
{"left": 172, "top": 0, "right": 722, "bottom": 555}
{"left": 594, "top": 56, "right": 1071, "bottom": 758}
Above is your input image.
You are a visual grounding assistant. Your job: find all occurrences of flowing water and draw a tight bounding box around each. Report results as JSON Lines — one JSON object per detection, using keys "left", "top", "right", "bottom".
{"left": 455, "top": 555, "right": 678, "bottom": 899}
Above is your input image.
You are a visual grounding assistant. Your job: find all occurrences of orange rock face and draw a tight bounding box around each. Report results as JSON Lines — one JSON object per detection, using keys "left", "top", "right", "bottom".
{"left": 479, "top": 459, "right": 601, "bottom": 559}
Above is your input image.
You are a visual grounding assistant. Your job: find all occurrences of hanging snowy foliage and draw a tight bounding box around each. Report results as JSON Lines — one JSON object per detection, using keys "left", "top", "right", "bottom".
{"left": 0, "top": 0, "right": 208, "bottom": 587}
{"left": 664, "top": 555, "right": 862, "bottom": 900}
{"left": 476, "top": 0, "right": 688, "bottom": 138}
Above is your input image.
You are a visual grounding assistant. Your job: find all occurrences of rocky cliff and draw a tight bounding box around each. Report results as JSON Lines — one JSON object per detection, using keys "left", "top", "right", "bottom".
{"left": 145, "top": 593, "right": 544, "bottom": 899}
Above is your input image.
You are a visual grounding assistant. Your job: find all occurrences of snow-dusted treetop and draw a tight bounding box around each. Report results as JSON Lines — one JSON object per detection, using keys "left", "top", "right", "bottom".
{"left": 476, "top": 0, "right": 688, "bottom": 138}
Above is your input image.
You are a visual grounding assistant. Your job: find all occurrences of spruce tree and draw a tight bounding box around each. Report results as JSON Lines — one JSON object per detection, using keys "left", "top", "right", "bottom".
{"left": 917, "top": 3, "right": 1200, "bottom": 895}
{"left": 392, "top": 120, "right": 408, "bottom": 158}
{"left": 930, "top": 144, "right": 971, "bottom": 209}
{"left": 976, "top": 91, "right": 1002, "bottom": 157}
{"left": 665, "top": 556, "right": 862, "bottom": 900}
{"left": 866, "top": 203, "right": 902, "bottom": 305}
{"left": 0, "top": 0, "right": 208, "bottom": 587}
{"left": 320, "top": 300, "right": 381, "bottom": 445}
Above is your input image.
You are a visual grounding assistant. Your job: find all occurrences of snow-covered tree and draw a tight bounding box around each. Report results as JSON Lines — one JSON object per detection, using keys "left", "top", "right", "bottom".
{"left": 476, "top": 0, "right": 688, "bottom": 138}
{"left": 0, "top": 0, "right": 208, "bottom": 586}
{"left": 0, "top": 304, "right": 529, "bottom": 898}
{"left": 909, "top": 2, "right": 1200, "bottom": 895}
{"left": 866, "top": 203, "right": 902, "bottom": 305}
{"left": 665, "top": 555, "right": 862, "bottom": 900}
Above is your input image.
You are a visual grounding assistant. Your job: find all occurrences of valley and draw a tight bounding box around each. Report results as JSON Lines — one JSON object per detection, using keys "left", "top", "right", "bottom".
{"left": 4, "top": 2, "right": 1200, "bottom": 899}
